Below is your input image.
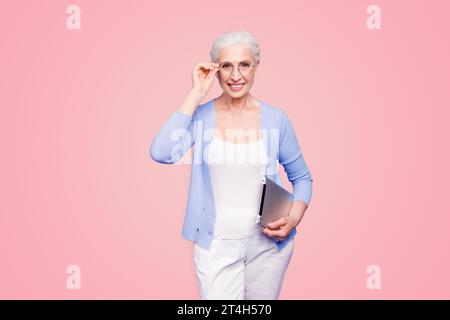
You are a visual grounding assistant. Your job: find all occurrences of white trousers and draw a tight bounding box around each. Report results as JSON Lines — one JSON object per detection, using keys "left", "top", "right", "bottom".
{"left": 193, "top": 231, "right": 295, "bottom": 300}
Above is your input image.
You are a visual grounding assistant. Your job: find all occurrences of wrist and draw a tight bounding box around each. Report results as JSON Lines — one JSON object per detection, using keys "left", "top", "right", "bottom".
{"left": 189, "top": 89, "right": 205, "bottom": 104}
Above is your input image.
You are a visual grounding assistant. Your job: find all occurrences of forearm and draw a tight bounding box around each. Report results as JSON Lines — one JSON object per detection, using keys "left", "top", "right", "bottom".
{"left": 283, "top": 153, "right": 313, "bottom": 206}
{"left": 177, "top": 90, "right": 203, "bottom": 116}
{"left": 289, "top": 200, "right": 308, "bottom": 226}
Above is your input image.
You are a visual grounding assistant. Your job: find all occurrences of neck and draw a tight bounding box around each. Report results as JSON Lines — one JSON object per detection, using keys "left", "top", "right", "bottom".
{"left": 219, "top": 94, "right": 252, "bottom": 116}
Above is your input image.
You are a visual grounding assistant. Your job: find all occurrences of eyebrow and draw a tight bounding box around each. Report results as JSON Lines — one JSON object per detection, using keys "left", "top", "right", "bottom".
{"left": 219, "top": 60, "right": 252, "bottom": 64}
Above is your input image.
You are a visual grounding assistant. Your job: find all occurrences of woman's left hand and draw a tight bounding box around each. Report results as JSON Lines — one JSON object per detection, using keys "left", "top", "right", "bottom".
{"left": 262, "top": 215, "right": 300, "bottom": 241}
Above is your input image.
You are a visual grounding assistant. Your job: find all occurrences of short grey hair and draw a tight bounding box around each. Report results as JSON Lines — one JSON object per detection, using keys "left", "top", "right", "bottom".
{"left": 209, "top": 30, "right": 260, "bottom": 64}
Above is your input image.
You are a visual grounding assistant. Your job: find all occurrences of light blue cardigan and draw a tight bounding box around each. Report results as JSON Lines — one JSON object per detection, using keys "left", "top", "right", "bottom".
{"left": 150, "top": 98, "right": 313, "bottom": 251}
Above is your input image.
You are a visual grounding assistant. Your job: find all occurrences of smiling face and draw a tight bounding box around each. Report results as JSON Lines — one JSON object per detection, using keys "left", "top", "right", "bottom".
{"left": 216, "top": 43, "right": 259, "bottom": 99}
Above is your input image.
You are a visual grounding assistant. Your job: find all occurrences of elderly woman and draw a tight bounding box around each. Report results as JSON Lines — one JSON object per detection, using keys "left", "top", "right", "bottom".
{"left": 150, "top": 30, "right": 313, "bottom": 300}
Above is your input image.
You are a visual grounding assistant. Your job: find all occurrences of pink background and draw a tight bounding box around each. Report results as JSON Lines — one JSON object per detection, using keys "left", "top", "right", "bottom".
{"left": 1, "top": 0, "right": 449, "bottom": 299}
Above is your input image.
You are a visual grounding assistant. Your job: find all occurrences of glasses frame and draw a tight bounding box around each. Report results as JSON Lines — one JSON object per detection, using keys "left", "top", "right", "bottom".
{"left": 217, "top": 60, "right": 259, "bottom": 77}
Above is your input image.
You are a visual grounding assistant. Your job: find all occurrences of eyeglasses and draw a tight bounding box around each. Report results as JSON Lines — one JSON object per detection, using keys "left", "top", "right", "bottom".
{"left": 218, "top": 60, "right": 259, "bottom": 77}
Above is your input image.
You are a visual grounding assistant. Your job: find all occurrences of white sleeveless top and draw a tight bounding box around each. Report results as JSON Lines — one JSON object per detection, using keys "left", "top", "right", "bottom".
{"left": 207, "top": 135, "right": 269, "bottom": 238}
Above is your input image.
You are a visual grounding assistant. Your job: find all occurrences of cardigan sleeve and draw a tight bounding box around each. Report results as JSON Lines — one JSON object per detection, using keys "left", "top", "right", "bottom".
{"left": 150, "top": 107, "right": 199, "bottom": 164}
{"left": 278, "top": 110, "right": 313, "bottom": 206}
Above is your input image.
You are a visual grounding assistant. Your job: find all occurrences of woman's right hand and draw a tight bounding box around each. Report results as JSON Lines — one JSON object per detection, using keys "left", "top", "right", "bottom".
{"left": 191, "top": 62, "right": 220, "bottom": 101}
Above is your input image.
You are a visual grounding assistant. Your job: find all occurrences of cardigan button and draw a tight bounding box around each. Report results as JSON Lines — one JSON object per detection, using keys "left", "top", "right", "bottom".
{"left": 202, "top": 207, "right": 206, "bottom": 212}
{"left": 196, "top": 227, "right": 200, "bottom": 231}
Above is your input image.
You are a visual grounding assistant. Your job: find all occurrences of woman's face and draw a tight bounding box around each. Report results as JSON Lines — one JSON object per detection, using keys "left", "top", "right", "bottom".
{"left": 216, "top": 44, "right": 258, "bottom": 99}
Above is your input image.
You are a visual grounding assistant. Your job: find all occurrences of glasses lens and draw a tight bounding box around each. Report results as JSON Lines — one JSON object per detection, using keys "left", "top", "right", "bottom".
{"left": 219, "top": 62, "right": 232, "bottom": 76}
{"left": 239, "top": 62, "right": 252, "bottom": 74}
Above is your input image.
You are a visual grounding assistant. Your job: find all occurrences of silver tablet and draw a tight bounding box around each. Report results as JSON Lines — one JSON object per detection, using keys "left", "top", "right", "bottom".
{"left": 256, "top": 175, "right": 293, "bottom": 228}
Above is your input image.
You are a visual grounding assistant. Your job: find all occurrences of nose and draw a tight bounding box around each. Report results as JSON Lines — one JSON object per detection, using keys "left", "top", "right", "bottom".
{"left": 231, "top": 68, "right": 241, "bottom": 81}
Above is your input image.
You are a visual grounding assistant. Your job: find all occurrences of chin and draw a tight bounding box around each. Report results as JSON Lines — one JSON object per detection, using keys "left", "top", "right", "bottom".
{"left": 227, "top": 89, "right": 249, "bottom": 98}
